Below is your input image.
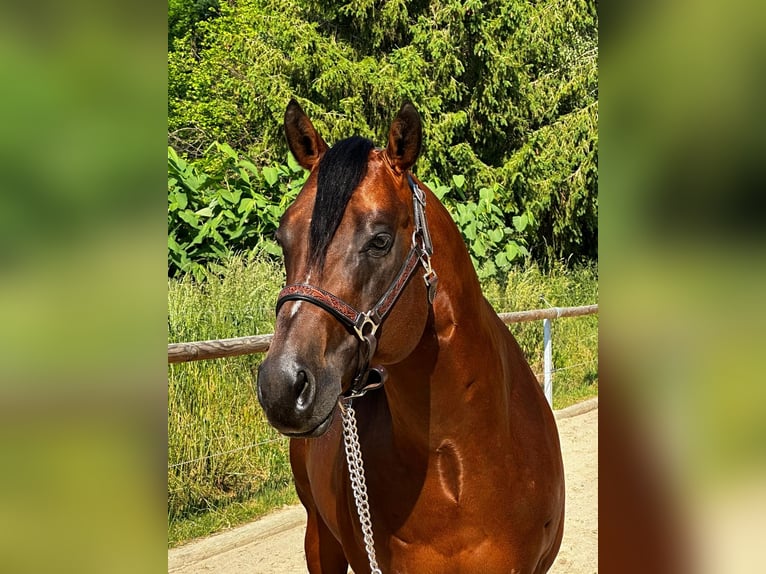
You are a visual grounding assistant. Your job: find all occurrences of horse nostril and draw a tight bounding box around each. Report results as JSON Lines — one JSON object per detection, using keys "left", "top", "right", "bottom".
{"left": 294, "top": 370, "right": 314, "bottom": 409}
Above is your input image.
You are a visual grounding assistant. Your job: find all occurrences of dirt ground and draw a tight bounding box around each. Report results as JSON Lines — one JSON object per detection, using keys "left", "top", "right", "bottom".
{"left": 169, "top": 398, "right": 598, "bottom": 573}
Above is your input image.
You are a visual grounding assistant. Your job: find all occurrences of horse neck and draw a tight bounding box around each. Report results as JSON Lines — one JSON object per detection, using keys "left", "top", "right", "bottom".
{"left": 382, "top": 192, "right": 513, "bottom": 452}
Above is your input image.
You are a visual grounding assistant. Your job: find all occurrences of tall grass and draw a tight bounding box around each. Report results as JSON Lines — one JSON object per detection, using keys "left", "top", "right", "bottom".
{"left": 168, "top": 253, "right": 293, "bottom": 546}
{"left": 168, "top": 253, "right": 598, "bottom": 546}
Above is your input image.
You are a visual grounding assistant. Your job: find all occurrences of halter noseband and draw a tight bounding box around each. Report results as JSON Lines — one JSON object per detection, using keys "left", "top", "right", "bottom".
{"left": 275, "top": 174, "right": 438, "bottom": 399}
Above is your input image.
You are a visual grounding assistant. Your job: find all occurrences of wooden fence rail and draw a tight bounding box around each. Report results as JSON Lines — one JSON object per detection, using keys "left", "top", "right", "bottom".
{"left": 168, "top": 304, "right": 597, "bottom": 364}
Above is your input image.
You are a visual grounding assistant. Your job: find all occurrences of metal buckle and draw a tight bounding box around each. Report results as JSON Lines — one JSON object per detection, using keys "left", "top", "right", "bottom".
{"left": 344, "top": 380, "right": 384, "bottom": 400}
{"left": 343, "top": 366, "right": 388, "bottom": 399}
{"left": 420, "top": 249, "right": 435, "bottom": 276}
{"left": 412, "top": 230, "right": 423, "bottom": 250}
{"left": 412, "top": 182, "right": 426, "bottom": 205}
{"left": 353, "top": 312, "right": 379, "bottom": 342}
{"left": 412, "top": 230, "right": 433, "bottom": 256}
{"left": 423, "top": 267, "right": 438, "bottom": 304}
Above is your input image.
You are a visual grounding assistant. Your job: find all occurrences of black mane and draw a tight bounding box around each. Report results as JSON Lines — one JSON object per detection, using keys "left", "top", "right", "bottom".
{"left": 310, "top": 136, "right": 375, "bottom": 267}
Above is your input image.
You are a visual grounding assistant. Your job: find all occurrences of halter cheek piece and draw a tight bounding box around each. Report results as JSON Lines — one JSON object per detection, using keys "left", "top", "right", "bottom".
{"left": 275, "top": 175, "right": 438, "bottom": 399}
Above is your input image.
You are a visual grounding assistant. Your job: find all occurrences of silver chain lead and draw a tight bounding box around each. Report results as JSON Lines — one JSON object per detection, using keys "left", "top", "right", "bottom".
{"left": 339, "top": 397, "right": 382, "bottom": 574}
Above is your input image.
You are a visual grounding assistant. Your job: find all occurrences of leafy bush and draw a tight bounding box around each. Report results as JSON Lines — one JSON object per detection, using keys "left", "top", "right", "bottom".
{"left": 168, "top": 0, "right": 598, "bottom": 267}
{"left": 430, "top": 175, "right": 533, "bottom": 280}
{"left": 168, "top": 144, "right": 307, "bottom": 280}
{"left": 168, "top": 142, "right": 537, "bottom": 282}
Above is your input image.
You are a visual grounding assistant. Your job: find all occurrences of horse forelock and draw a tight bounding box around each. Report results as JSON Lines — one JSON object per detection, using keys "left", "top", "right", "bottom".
{"left": 310, "top": 136, "right": 375, "bottom": 267}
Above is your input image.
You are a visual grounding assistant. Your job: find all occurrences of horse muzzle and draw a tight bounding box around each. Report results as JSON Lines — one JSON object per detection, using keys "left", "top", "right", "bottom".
{"left": 255, "top": 355, "right": 341, "bottom": 437}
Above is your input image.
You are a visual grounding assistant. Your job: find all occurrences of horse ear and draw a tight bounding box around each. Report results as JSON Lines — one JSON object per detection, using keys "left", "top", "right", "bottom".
{"left": 284, "top": 99, "right": 328, "bottom": 170}
{"left": 385, "top": 102, "right": 422, "bottom": 173}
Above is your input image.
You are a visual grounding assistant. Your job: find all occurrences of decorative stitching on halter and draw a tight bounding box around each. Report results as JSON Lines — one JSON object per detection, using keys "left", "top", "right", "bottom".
{"left": 277, "top": 284, "right": 360, "bottom": 327}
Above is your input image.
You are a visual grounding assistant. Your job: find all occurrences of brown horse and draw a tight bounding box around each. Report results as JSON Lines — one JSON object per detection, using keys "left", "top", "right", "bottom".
{"left": 256, "top": 100, "right": 565, "bottom": 573}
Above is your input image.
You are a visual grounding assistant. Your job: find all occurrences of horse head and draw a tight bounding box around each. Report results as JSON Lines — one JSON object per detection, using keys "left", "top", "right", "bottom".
{"left": 256, "top": 100, "right": 435, "bottom": 437}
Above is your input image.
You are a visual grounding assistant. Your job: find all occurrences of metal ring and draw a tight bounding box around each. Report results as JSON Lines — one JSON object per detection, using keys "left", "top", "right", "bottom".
{"left": 412, "top": 230, "right": 427, "bottom": 253}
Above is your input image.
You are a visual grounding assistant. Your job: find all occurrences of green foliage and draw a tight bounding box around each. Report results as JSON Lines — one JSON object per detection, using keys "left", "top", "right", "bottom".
{"left": 168, "top": 0, "right": 220, "bottom": 48}
{"left": 168, "top": 0, "right": 598, "bottom": 268}
{"left": 167, "top": 252, "right": 597, "bottom": 544}
{"left": 167, "top": 146, "right": 536, "bottom": 282}
{"left": 167, "top": 144, "right": 307, "bottom": 280}
{"left": 431, "top": 176, "right": 533, "bottom": 280}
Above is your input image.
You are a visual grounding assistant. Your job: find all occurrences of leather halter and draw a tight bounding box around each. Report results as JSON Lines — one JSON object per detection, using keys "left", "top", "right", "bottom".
{"left": 275, "top": 174, "right": 438, "bottom": 398}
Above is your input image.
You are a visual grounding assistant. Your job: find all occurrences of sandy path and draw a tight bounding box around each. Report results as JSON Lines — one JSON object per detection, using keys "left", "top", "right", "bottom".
{"left": 169, "top": 398, "right": 598, "bottom": 573}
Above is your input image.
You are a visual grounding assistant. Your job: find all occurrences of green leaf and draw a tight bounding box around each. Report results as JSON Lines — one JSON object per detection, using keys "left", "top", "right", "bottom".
{"left": 178, "top": 174, "right": 199, "bottom": 194}
{"left": 262, "top": 166, "right": 279, "bottom": 187}
{"left": 218, "top": 188, "right": 236, "bottom": 204}
{"left": 196, "top": 207, "right": 214, "bottom": 217}
{"left": 227, "top": 225, "right": 245, "bottom": 240}
{"left": 506, "top": 242, "right": 521, "bottom": 261}
{"left": 238, "top": 198, "right": 254, "bottom": 214}
{"left": 452, "top": 174, "right": 465, "bottom": 189}
{"left": 168, "top": 234, "right": 183, "bottom": 255}
{"left": 479, "top": 187, "right": 493, "bottom": 203}
{"left": 490, "top": 203, "right": 504, "bottom": 216}
{"left": 237, "top": 160, "right": 260, "bottom": 175}
{"left": 216, "top": 142, "right": 238, "bottom": 160}
{"left": 178, "top": 210, "right": 199, "bottom": 227}
{"left": 512, "top": 214, "right": 528, "bottom": 232}
{"left": 174, "top": 190, "right": 188, "bottom": 210}
{"left": 209, "top": 227, "right": 226, "bottom": 246}
{"left": 261, "top": 239, "right": 283, "bottom": 256}
{"left": 167, "top": 146, "right": 186, "bottom": 172}
{"left": 488, "top": 228, "right": 504, "bottom": 243}
{"left": 464, "top": 221, "right": 477, "bottom": 241}
{"left": 286, "top": 153, "right": 304, "bottom": 173}
{"left": 237, "top": 167, "right": 251, "bottom": 184}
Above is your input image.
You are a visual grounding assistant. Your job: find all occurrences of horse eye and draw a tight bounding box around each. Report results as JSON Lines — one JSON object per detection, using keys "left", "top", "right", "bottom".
{"left": 365, "top": 233, "right": 393, "bottom": 256}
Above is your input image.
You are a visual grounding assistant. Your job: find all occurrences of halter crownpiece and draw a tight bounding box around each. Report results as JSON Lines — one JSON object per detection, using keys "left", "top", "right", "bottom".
{"left": 275, "top": 174, "right": 437, "bottom": 398}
